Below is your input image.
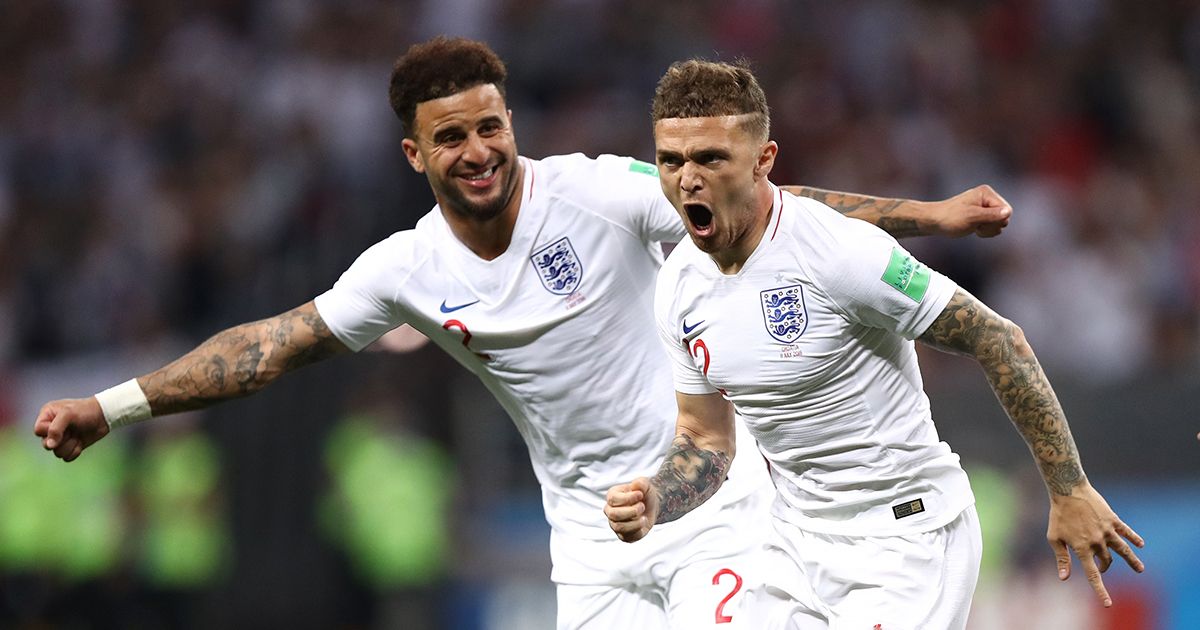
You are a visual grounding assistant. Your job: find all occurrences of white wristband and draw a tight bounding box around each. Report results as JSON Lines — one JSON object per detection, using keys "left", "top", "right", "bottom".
{"left": 94, "top": 378, "right": 153, "bottom": 429}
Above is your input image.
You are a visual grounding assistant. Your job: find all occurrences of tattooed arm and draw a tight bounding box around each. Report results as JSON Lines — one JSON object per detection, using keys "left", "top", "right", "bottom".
{"left": 918, "top": 289, "right": 1144, "bottom": 607}
{"left": 35, "top": 301, "right": 349, "bottom": 461}
{"left": 780, "top": 184, "right": 1012, "bottom": 239}
{"left": 139, "top": 301, "right": 347, "bottom": 414}
{"left": 605, "top": 391, "right": 734, "bottom": 542}
{"left": 918, "top": 290, "right": 1086, "bottom": 494}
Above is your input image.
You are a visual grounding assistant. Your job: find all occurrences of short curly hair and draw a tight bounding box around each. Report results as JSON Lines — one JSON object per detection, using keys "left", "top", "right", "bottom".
{"left": 651, "top": 59, "right": 770, "bottom": 142}
{"left": 389, "top": 36, "right": 508, "bottom": 138}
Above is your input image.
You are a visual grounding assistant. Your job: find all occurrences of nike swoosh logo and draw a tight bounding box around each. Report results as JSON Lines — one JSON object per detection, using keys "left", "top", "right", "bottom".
{"left": 439, "top": 299, "right": 480, "bottom": 313}
{"left": 682, "top": 319, "right": 705, "bottom": 334}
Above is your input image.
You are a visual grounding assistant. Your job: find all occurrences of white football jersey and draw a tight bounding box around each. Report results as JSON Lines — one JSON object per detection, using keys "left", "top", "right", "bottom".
{"left": 315, "top": 153, "right": 768, "bottom": 539}
{"left": 656, "top": 185, "right": 975, "bottom": 536}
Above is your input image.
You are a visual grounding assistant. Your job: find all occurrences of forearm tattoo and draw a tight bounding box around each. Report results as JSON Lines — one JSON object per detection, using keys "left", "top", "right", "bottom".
{"left": 919, "top": 290, "right": 1086, "bottom": 496}
{"left": 875, "top": 216, "right": 923, "bottom": 239}
{"left": 651, "top": 434, "right": 731, "bottom": 525}
{"left": 790, "top": 187, "right": 922, "bottom": 238}
{"left": 140, "top": 304, "right": 345, "bottom": 415}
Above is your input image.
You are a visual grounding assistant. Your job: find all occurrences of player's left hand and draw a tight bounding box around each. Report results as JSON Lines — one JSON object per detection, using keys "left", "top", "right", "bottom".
{"left": 1046, "top": 481, "right": 1145, "bottom": 607}
{"left": 925, "top": 184, "right": 1012, "bottom": 238}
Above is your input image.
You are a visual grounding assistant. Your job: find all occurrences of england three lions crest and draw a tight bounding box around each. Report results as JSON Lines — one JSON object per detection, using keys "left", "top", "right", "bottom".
{"left": 760, "top": 284, "right": 808, "bottom": 343}
{"left": 530, "top": 237, "right": 583, "bottom": 295}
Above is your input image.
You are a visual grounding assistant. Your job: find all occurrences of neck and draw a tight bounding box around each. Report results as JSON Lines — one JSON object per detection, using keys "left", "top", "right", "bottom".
{"left": 441, "top": 161, "right": 525, "bottom": 261}
{"left": 711, "top": 179, "right": 775, "bottom": 275}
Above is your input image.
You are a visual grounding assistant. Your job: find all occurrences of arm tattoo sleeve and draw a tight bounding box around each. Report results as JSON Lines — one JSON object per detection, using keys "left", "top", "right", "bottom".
{"left": 139, "top": 303, "right": 348, "bottom": 416}
{"left": 651, "top": 433, "right": 731, "bottom": 524}
{"left": 785, "top": 186, "right": 923, "bottom": 238}
{"left": 918, "top": 290, "right": 1086, "bottom": 496}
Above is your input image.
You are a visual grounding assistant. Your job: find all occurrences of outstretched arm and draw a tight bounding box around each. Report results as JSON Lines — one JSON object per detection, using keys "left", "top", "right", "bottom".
{"left": 604, "top": 391, "right": 734, "bottom": 542}
{"left": 781, "top": 184, "right": 1012, "bottom": 239}
{"left": 140, "top": 301, "right": 347, "bottom": 413}
{"left": 34, "top": 301, "right": 349, "bottom": 461}
{"left": 918, "top": 289, "right": 1145, "bottom": 607}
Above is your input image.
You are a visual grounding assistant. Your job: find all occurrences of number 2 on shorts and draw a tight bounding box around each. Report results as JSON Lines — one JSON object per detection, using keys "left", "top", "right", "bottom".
{"left": 712, "top": 568, "right": 743, "bottom": 624}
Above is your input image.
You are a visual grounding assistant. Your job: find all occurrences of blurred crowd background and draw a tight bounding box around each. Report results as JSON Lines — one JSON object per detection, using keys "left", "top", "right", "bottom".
{"left": 2, "top": 1, "right": 1198, "bottom": 628}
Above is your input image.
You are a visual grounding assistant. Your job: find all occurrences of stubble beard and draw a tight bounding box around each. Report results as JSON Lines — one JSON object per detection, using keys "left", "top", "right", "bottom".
{"left": 439, "top": 159, "right": 518, "bottom": 223}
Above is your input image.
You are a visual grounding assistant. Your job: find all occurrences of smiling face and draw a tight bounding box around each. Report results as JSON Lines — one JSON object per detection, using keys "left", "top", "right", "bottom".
{"left": 654, "top": 114, "right": 778, "bottom": 270}
{"left": 402, "top": 83, "right": 521, "bottom": 224}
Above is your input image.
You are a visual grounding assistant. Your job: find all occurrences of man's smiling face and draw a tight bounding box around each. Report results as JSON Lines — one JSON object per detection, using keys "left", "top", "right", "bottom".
{"left": 402, "top": 83, "right": 521, "bottom": 223}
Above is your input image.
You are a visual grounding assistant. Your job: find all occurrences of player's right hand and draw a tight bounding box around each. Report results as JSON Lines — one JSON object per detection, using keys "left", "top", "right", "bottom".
{"left": 33, "top": 398, "right": 110, "bottom": 462}
{"left": 605, "top": 477, "right": 658, "bottom": 543}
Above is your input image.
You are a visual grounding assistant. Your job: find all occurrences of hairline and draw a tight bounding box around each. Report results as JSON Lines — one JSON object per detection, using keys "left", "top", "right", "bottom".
{"left": 653, "top": 112, "right": 769, "bottom": 143}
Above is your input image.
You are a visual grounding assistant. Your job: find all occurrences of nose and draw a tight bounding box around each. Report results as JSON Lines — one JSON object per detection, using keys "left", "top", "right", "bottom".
{"left": 461, "top": 132, "right": 488, "bottom": 165}
{"left": 679, "top": 162, "right": 703, "bottom": 194}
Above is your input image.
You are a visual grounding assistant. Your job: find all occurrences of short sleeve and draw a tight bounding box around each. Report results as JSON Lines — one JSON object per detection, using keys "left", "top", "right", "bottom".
{"left": 313, "top": 238, "right": 409, "bottom": 351}
{"left": 573, "top": 154, "right": 686, "bottom": 245}
{"left": 821, "top": 225, "right": 958, "bottom": 340}
{"left": 654, "top": 265, "right": 718, "bottom": 395}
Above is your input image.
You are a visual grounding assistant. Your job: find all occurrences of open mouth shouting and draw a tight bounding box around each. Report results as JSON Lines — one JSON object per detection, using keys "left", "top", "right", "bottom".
{"left": 685, "top": 203, "right": 715, "bottom": 238}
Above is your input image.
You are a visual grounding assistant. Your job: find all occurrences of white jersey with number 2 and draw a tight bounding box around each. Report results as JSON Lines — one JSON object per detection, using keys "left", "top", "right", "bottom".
{"left": 656, "top": 185, "right": 975, "bottom": 537}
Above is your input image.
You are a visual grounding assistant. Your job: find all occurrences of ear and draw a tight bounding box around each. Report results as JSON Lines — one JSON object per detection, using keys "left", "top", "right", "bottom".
{"left": 753, "top": 141, "right": 778, "bottom": 181}
{"left": 401, "top": 138, "right": 425, "bottom": 173}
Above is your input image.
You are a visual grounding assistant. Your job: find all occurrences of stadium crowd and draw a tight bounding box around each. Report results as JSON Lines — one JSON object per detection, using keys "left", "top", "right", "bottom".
{"left": 2, "top": 0, "right": 1198, "bottom": 381}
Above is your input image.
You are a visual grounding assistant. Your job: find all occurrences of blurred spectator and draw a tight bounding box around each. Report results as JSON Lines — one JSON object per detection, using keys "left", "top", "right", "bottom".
{"left": 318, "top": 374, "right": 455, "bottom": 630}
{"left": 134, "top": 421, "right": 230, "bottom": 625}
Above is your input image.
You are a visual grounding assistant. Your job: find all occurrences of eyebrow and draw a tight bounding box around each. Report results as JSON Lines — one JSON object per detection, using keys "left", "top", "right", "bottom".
{"left": 656, "top": 147, "right": 731, "bottom": 162}
{"left": 693, "top": 148, "right": 731, "bottom": 161}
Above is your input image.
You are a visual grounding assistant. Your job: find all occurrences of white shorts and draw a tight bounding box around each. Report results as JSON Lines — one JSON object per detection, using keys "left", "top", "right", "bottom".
{"left": 552, "top": 483, "right": 774, "bottom": 630}
{"left": 743, "top": 505, "right": 982, "bottom": 630}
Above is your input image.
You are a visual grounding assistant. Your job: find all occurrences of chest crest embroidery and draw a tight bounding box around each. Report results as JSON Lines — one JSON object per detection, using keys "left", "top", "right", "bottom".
{"left": 530, "top": 236, "right": 583, "bottom": 295}
{"left": 760, "top": 284, "right": 808, "bottom": 343}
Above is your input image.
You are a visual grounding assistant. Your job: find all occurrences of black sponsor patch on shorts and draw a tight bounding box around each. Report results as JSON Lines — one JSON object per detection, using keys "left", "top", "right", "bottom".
{"left": 892, "top": 498, "right": 925, "bottom": 519}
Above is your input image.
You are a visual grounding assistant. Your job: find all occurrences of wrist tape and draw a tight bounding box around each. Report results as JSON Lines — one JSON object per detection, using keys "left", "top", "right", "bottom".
{"left": 94, "top": 378, "right": 153, "bottom": 429}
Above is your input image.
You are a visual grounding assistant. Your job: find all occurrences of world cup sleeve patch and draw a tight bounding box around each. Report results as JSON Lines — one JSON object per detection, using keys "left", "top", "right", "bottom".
{"left": 892, "top": 498, "right": 925, "bottom": 519}
{"left": 881, "top": 248, "right": 931, "bottom": 302}
{"left": 628, "top": 160, "right": 658, "bottom": 177}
